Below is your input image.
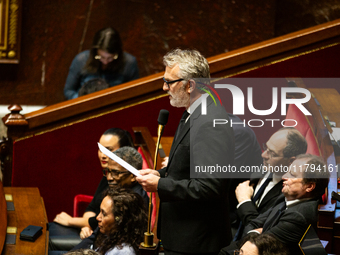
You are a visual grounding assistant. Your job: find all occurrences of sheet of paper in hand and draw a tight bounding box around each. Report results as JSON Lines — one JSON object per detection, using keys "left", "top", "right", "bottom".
{"left": 98, "top": 142, "right": 142, "bottom": 177}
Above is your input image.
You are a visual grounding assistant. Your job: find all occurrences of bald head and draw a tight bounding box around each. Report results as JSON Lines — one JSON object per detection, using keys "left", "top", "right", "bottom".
{"left": 262, "top": 128, "right": 307, "bottom": 172}
{"left": 279, "top": 127, "right": 307, "bottom": 158}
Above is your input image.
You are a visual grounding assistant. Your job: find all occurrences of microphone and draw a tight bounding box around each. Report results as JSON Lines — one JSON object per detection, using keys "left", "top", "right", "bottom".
{"left": 157, "top": 109, "right": 169, "bottom": 143}
{"left": 158, "top": 109, "right": 169, "bottom": 126}
{"left": 157, "top": 110, "right": 169, "bottom": 158}
{"left": 142, "top": 109, "right": 169, "bottom": 248}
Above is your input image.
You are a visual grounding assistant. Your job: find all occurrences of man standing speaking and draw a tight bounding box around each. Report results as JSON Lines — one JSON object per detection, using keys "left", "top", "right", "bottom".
{"left": 137, "top": 49, "right": 235, "bottom": 255}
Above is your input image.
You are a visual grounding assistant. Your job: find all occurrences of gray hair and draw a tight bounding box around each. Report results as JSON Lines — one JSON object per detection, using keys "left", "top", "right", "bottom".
{"left": 163, "top": 49, "right": 210, "bottom": 80}
{"left": 113, "top": 146, "right": 143, "bottom": 170}
{"left": 296, "top": 154, "right": 330, "bottom": 198}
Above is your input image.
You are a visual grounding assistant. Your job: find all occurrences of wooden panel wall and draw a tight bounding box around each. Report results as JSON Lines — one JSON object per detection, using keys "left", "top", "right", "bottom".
{"left": 0, "top": 0, "right": 339, "bottom": 106}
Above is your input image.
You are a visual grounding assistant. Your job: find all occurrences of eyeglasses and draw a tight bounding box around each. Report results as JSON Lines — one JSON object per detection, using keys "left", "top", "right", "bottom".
{"left": 95, "top": 53, "right": 118, "bottom": 62}
{"left": 163, "top": 77, "right": 184, "bottom": 89}
{"left": 102, "top": 168, "right": 130, "bottom": 177}
{"left": 262, "top": 143, "right": 284, "bottom": 159}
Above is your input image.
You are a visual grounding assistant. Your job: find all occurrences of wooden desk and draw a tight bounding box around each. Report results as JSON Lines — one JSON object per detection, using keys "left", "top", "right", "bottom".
{"left": 2, "top": 187, "right": 48, "bottom": 255}
{"left": 309, "top": 88, "right": 340, "bottom": 164}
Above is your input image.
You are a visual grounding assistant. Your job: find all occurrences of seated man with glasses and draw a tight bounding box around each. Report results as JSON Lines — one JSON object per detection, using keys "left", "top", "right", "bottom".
{"left": 87, "top": 146, "right": 149, "bottom": 232}
{"left": 233, "top": 127, "right": 307, "bottom": 240}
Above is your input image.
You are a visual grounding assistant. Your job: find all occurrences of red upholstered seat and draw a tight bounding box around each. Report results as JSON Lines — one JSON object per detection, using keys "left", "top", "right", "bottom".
{"left": 286, "top": 104, "right": 321, "bottom": 156}
{"left": 73, "top": 194, "right": 93, "bottom": 217}
{"left": 286, "top": 104, "right": 310, "bottom": 137}
{"left": 305, "top": 128, "right": 321, "bottom": 156}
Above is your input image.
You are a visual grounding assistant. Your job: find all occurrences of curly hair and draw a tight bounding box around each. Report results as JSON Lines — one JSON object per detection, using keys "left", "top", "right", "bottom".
{"left": 94, "top": 188, "right": 147, "bottom": 255}
{"left": 113, "top": 146, "right": 143, "bottom": 170}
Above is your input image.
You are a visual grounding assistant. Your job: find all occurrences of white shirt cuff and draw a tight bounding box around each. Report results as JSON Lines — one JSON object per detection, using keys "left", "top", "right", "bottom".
{"left": 236, "top": 199, "right": 252, "bottom": 209}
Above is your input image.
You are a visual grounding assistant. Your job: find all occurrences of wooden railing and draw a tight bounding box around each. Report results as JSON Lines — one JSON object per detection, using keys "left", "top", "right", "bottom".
{"left": 209, "top": 19, "right": 340, "bottom": 77}
{"left": 3, "top": 19, "right": 340, "bottom": 139}
{"left": 2, "top": 18, "right": 340, "bottom": 187}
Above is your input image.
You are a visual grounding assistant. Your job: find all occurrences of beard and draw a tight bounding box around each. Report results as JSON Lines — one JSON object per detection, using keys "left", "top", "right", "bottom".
{"left": 168, "top": 87, "right": 190, "bottom": 108}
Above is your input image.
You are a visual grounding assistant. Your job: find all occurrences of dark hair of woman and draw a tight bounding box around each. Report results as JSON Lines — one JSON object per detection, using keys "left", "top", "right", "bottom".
{"left": 94, "top": 188, "right": 147, "bottom": 255}
{"left": 239, "top": 233, "right": 289, "bottom": 255}
{"left": 84, "top": 27, "right": 124, "bottom": 74}
{"left": 103, "top": 128, "right": 134, "bottom": 148}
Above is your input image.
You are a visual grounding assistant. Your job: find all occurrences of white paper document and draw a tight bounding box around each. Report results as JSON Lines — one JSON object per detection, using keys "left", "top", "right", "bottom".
{"left": 98, "top": 142, "right": 142, "bottom": 177}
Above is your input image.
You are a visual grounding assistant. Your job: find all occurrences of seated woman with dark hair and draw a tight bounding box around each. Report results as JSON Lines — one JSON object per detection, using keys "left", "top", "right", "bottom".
{"left": 64, "top": 27, "right": 139, "bottom": 100}
{"left": 92, "top": 188, "right": 147, "bottom": 255}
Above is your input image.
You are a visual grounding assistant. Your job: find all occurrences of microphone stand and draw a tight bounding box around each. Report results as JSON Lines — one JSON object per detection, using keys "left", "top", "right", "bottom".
{"left": 141, "top": 124, "right": 164, "bottom": 248}
{"left": 140, "top": 109, "right": 168, "bottom": 253}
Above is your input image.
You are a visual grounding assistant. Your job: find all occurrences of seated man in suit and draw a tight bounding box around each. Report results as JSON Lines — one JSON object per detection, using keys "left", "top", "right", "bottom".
{"left": 226, "top": 113, "right": 263, "bottom": 226}
{"left": 233, "top": 127, "right": 307, "bottom": 240}
{"left": 220, "top": 153, "right": 330, "bottom": 255}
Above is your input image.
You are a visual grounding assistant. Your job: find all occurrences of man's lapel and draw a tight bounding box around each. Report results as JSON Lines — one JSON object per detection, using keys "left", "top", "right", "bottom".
{"left": 166, "top": 95, "right": 214, "bottom": 170}
{"left": 258, "top": 180, "right": 283, "bottom": 209}
{"left": 263, "top": 200, "right": 286, "bottom": 231}
{"left": 167, "top": 119, "right": 190, "bottom": 166}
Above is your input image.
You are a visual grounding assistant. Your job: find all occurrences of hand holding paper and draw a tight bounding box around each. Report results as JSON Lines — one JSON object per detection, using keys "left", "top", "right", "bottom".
{"left": 98, "top": 143, "right": 142, "bottom": 177}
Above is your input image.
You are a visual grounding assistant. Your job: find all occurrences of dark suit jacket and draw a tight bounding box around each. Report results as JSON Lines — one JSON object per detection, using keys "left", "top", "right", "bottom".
{"left": 228, "top": 114, "right": 262, "bottom": 220}
{"left": 157, "top": 96, "right": 235, "bottom": 253}
{"left": 244, "top": 194, "right": 319, "bottom": 255}
{"left": 237, "top": 179, "right": 284, "bottom": 226}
